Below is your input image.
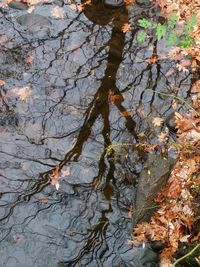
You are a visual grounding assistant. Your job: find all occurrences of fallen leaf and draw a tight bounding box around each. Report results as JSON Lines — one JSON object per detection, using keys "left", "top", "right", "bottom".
{"left": 109, "top": 94, "right": 124, "bottom": 104}
{"left": 0, "top": 79, "right": 5, "bottom": 86}
{"left": 121, "top": 23, "right": 131, "bottom": 33}
{"left": 152, "top": 117, "right": 164, "bottom": 126}
{"left": 25, "top": 55, "right": 34, "bottom": 64}
{"left": 165, "top": 69, "right": 174, "bottom": 77}
{"left": 61, "top": 167, "right": 70, "bottom": 177}
{"left": 158, "top": 132, "right": 168, "bottom": 143}
{"left": 145, "top": 57, "right": 160, "bottom": 64}
{"left": 172, "top": 100, "right": 178, "bottom": 110}
{"left": 121, "top": 110, "right": 131, "bottom": 117}
{"left": 36, "top": 197, "right": 48, "bottom": 203}
{"left": 51, "top": 166, "right": 60, "bottom": 189}
{"left": 176, "top": 63, "right": 189, "bottom": 73}
{"left": 179, "top": 234, "right": 190, "bottom": 242}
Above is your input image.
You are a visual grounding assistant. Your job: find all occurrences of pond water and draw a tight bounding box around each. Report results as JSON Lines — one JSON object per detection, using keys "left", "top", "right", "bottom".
{"left": 0, "top": 0, "right": 193, "bottom": 266}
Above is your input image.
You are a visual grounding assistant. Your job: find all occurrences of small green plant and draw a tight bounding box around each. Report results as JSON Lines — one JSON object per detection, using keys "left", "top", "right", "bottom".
{"left": 137, "top": 14, "right": 197, "bottom": 47}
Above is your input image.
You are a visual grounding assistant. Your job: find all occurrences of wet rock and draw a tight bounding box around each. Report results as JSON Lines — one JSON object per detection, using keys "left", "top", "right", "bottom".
{"left": 136, "top": 0, "right": 151, "bottom": 6}
{"left": 120, "top": 244, "right": 159, "bottom": 267}
{"left": 104, "top": 0, "right": 124, "bottom": 7}
{"left": 133, "top": 154, "right": 175, "bottom": 226}
{"left": 8, "top": 0, "right": 28, "bottom": 10}
{"left": 165, "top": 113, "right": 177, "bottom": 132}
{"left": 16, "top": 14, "right": 52, "bottom": 29}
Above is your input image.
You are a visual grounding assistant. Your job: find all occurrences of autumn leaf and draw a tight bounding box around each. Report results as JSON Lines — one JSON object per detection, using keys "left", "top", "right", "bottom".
{"left": 109, "top": 93, "right": 124, "bottom": 104}
{"left": 51, "top": 166, "right": 60, "bottom": 190}
{"left": 124, "top": 0, "right": 134, "bottom": 5}
{"left": 152, "top": 117, "right": 164, "bottom": 126}
{"left": 25, "top": 55, "right": 34, "bottom": 64}
{"left": 120, "top": 110, "right": 131, "bottom": 117}
{"left": 92, "top": 177, "right": 99, "bottom": 190}
{"left": 175, "top": 114, "right": 200, "bottom": 132}
{"left": 36, "top": 197, "right": 48, "bottom": 203}
{"left": 121, "top": 23, "right": 131, "bottom": 33}
{"left": 158, "top": 132, "right": 168, "bottom": 143}
{"left": 0, "top": 79, "right": 5, "bottom": 86}
{"left": 176, "top": 63, "right": 189, "bottom": 73}
{"left": 145, "top": 57, "right": 160, "bottom": 64}
{"left": 61, "top": 167, "right": 70, "bottom": 177}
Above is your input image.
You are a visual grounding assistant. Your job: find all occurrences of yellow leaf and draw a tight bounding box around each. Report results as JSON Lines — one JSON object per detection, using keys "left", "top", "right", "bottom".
{"left": 152, "top": 117, "right": 164, "bottom": 127}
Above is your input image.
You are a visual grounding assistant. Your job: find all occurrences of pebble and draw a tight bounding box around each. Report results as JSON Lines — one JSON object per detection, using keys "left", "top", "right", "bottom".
{"left": 104, "top": 0, "right": 124, "bottom": 7}
{"left": 8, "top": 0, "right": 28, "bottom": 10}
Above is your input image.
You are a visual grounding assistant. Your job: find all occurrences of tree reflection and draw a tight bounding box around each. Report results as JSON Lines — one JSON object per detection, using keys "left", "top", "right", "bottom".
{"left": 0, "top": 0, "right": 193, "bottom": 266}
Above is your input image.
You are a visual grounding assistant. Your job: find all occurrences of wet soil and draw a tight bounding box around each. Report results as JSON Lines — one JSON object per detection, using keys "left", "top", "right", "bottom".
{"left": 0, "top": 0, "right": 194, "bottom": 266}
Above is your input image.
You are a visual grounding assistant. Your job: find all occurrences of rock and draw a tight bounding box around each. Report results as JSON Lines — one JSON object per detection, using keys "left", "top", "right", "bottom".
{"left": 136, "top": 0, "right": 151, "bottom": 6}
{"left": 104, "top": 0, "right": 124, "bottom": 7}
{"left": 133, "top": 154, "right": 175, "bottom": 226}
{"left": 8, "top": 0, "right": 28, "bottom": 10}
{"left": 120, "top": 244, "right": 159, "bottom": 267}
{"left": 53, "top": 0, "right": 64, "bottom": 7}
{"left": 16, "top": 14, "right": 52, "bottom": 29}
{"left": 165, "top": 113, "right": 177, "bottom": 132}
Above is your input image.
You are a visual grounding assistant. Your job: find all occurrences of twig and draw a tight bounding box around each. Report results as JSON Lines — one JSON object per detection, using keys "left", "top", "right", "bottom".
{"left": 172, "top": 244, "right": 200, "bottom": 267}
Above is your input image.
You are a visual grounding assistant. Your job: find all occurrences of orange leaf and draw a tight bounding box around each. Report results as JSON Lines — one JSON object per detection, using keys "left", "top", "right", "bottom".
{"left": 121, "top": 110, "right": 131, "bottom": 117}
{"left": 0, "top": 79, "right": 5, "bottom": 86}
{"left": 25, "top": 55, "right": 34, "bottom": 64}
{"left": 145, "top": 57, "right": 159, "bottom": 64}
{"left": 121, "top": 23, "right": 131, "bottom": 33}
{"left": 51, "top": 166, "right": 60, "bottom": 188}
{"left": 109, "top": 94, "right": 124, "bottom": 104}
{"left": 36, "top": 197, "right": 48, "bottom": 203}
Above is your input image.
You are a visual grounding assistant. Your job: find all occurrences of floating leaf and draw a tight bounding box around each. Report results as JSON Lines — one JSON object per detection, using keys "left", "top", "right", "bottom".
{"left": 167, "top": 13, "right": 179, "bottom": 29}
{"left": 152, "top": 117, "right": 164, "bottom": 127}
{"left": 138, "top": 18, "right": 151, "bottom": 29}
{"left": 121, "top": 23, "right": 131, "bottom": 33}
{"left": 137, "top": 30, "right": 147, "bottom": 45}
{"left": 155, "top": 23, "right": 167, "bottom": 41}
{"left": 36, "top": 197, "right": 48, "bottom": 203}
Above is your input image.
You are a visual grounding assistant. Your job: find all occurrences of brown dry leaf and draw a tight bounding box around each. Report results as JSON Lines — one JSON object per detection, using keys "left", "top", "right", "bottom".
{"left": 176, "top": 116, "right": 200, "bottom": 132}
{"left": 92, "top": 177, "right": 99, "bottom": 190}
{"left": 121, "top": 23, "right": 131, "bottom": 33}
{"left": 109, "top": 94, "right": 124, "bottom": 104}
{"left": 12, "top": 86, "right": 32, "bottom": 101}
{"left": 0, "top": 79, "right": 5, "bottom": 86}
{"left": 128, "top": 205, "right": 133, "bottom": 218}
{"left": 36, "top": 197, "right": 48, "bottom": 203}
{"left": 152, "top": 117, "right": 164, "bottom": 126}
{"left": 191, "top": 80, "right": 200, "bottom": 93}
{"left": 176, "top": 63, "right": 189, "bottom": 73}
{"left": 51, "top": 6, "right": 65, "bottom": 19}
{"left": 145, "top": 57, "right": 160, "bottom": 64}
{"left": 61, "top": 167, "right": 70, "bottom": 177}
{"left": 124, "top": 0, "right": 134, "bottom": 4}
{"left": 121, "top": 110, "right": 131, "bottom": 117}
{"left": 51, "top": 166, "right": 60, "bottom": 190}
{"left": 25, "top": 55, "right": 34, "bottom": 64}
{"left": 172, "top": 100, "right": 178, "bottom": 110}
{"left": 165, "top": 69, "right": 174, "bottom": 77}
{"left": 180, "top": 59, "right": 191, "bottom": 67}
{"left": 158, "top": 132, "right": 168, "bottom": 142}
